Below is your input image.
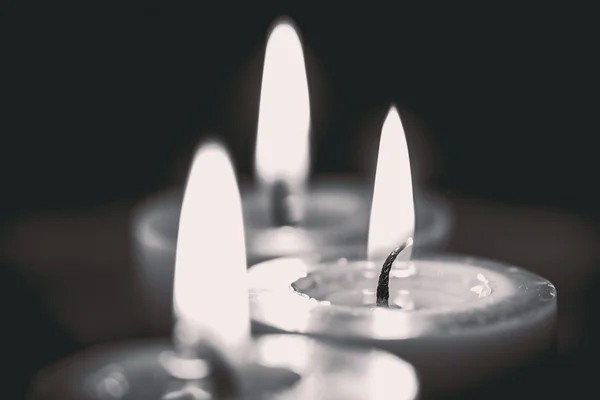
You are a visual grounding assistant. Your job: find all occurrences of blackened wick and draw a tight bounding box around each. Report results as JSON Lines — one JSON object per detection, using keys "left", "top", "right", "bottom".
{"left": 376, "top": 240, "right": 412, "bottom": 307}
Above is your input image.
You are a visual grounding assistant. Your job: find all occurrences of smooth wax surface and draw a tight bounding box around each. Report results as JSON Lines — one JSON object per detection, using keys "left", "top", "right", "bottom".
{"left": 27, "top": 335, "right": 419, "bottom": 400}
{"left": 248, "top": 254, "right": 557, "bottom": 396}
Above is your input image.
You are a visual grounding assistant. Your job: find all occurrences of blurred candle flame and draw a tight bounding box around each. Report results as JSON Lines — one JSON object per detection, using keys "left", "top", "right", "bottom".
{"left": 367, "top": 106, "right": 415, "bottom": 262}
{"left": 255, "top": 19, "right": 310, "bottom": 190}
{"left": 173, "top": 141, "right": 250, "bottom": 355}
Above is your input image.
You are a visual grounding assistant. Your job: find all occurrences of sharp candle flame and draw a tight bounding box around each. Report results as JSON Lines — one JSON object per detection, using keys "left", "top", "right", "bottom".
{"left": 173, "top": 141, "right": 249, "bottom": 354}
{"left": 255, "top": 18, "right": 310, "bottom": 190}
{"left": 367, "top": 106, "right": 415, "bottom": 262}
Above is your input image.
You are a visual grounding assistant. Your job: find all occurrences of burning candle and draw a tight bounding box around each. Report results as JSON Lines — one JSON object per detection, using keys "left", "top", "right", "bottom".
{"left": 247, "top": 108, "right": 558, "bottom": 397}
{"left": 131, "top": 17, "right": 452, "bottom": 334}
{"left": 29, "top": 141, "right": 419, "bottom": 400}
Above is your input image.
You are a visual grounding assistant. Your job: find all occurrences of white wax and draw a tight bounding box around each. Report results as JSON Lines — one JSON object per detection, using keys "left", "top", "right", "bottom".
{"left": 28, "top": 336, "right": 419, "bottom": 400}
{"left": 248, "top": 255, "right": 557, "bottom": 397}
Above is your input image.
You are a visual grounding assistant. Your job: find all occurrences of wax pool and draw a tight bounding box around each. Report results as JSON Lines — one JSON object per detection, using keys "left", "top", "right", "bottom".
{"left": 293, "top": 259, "right": 493, "bottom": 309}
{"left": 27, "top": 335, "right": 419, "bottom": 400}
{"left": 247, "top": 254, "right": 557, "bottom": 397}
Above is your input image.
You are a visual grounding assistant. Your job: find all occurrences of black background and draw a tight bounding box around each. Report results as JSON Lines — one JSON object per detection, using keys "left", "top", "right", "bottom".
{"left": 1, "top": 3, "right": 597, "bottom": 398}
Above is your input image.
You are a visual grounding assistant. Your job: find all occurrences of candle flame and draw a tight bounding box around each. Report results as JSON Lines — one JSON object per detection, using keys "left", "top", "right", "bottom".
{"left": 173, "top": 141, "right": 249, "bottom": 353}
{"left": 367, "top": 106, "right": 415, "bottom": 262}
{"left": 255, "top": 18, "right": 310, "bottom": 189}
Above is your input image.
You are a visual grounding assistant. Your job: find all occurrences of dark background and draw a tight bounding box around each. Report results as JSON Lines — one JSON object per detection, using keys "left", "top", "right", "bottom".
{"left": 1, "top": 4, "right": 597, "bottom": 398}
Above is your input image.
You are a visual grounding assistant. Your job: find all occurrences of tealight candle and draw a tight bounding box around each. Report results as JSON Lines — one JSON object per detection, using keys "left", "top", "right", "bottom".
{"left": 29, "top": 142, "right": 419, "bottom": 400}
{"left": 248, "top": 254, "right": 556, "bottom": 398}
{"left": 247, "top": 107, "right": 558, "bottom": 397}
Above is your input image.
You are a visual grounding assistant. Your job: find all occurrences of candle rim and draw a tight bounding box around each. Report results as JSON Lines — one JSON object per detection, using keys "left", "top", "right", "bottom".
{"left": 248, "top": 254, "right": 557, "bottom": 340}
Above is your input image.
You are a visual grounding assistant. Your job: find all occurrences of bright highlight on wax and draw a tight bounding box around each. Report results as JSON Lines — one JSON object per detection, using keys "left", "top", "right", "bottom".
{"left": 255, "top": 20, "right": 310, "bottom": 187}
{"left": 173, "top": 141, "right": 250, "bottom": 351}
{"left": 367, "top": 106, "right": 415, "bottom": 261}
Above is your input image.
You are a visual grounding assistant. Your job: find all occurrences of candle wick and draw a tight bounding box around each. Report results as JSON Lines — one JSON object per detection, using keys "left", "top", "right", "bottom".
{"left": 376, "top": 239, "right": 412, "bottom": 307}
{"left": 271, "top": 180, "right": 301, "bottom": 227}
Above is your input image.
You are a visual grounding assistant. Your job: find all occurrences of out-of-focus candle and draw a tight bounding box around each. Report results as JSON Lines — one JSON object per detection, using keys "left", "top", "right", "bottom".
{"left": 247, "top": 107, "right": 558, "bottom": 397}
{"left": 29, "top": 141, "right": 419, "bottom": 400}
